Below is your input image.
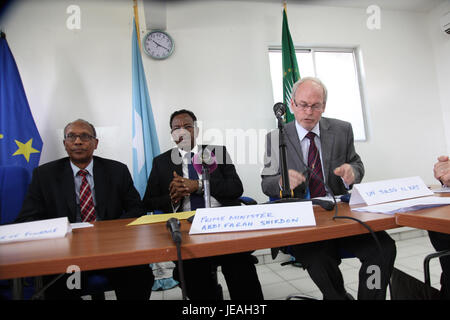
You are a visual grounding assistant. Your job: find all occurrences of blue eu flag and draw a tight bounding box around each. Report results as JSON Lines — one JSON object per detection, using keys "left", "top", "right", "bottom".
{"left": 0, "top": 34, "right": 43, "bottom": 179}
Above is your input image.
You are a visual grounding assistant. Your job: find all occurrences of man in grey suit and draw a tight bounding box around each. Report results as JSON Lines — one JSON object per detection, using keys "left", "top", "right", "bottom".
{"left": 261, "top": 77, "right": 396, "bottom": 300}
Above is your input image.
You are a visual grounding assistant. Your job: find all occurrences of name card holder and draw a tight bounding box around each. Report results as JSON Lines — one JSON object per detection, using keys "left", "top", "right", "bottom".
{"left": 0, "top": 217, "right": 72, "bottom": 244}
{"left": 189, "top": 202, "right": 316, "bottom": 235}
{"left": 349, "top": 176, "right": 433, "bottom": 206}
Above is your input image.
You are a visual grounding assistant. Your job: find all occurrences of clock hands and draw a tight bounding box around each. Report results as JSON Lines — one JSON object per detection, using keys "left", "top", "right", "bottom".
{"left": 151, "top": 39, "right": 170, "bottom": 52}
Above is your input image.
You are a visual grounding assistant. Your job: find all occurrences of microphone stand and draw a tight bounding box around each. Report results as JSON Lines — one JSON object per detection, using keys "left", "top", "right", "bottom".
{"left": 277, "top": 115, "right": 292, "bottom": 199}
{"left": 201, "top": 163, "right": 211, "bottom": 208}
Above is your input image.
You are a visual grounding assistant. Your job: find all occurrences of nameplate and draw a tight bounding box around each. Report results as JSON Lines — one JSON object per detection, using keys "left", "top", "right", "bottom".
{"left": 0, "top": 217, "right": 72, "bottom": 244}
{"left": 349, "top": 176, "right": 433, "bottom": 206}
{"left": 189, "top": 202, "right": 316, "bottom": 235}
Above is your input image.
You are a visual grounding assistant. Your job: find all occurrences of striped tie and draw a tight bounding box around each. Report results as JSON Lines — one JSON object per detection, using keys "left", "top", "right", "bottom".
{"left": 77, "top": 169, "right": 96, "bottom": 222}
{"left": 186, "top": 153, "right": 205, "bottom": 210}
{"left": 306, "top": 132, "right": 326, "bottom": 198}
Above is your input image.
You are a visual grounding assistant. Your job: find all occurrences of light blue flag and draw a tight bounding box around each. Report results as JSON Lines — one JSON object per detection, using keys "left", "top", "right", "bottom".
{"left": 131, "top": 18, "right": 160, "bottom": 199}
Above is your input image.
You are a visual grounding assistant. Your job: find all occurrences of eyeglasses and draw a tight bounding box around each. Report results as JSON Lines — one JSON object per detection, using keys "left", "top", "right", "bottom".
{"left": 171, "top": 125, "right": 194, "bottom": 134}
{"left": 65, "top": 133, "right": 96, "bottom": 142}
{"left": 293, "top": 101, "right": 323, "bottom": 111}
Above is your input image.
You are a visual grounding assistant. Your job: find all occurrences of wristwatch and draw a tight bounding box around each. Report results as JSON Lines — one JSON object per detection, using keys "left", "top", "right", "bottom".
{"left": 197, "top": 179, "right": 203, "bottom": 194}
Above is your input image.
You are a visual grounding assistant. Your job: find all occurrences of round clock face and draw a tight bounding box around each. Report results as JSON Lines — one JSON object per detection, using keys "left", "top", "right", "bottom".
{"left": 143, "top": 31, "right": 174, "bottom": 60}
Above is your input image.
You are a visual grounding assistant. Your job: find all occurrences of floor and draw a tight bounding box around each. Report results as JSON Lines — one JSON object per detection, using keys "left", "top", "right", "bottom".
{"left": 100, "top": 232, "right": 443, "bottom": 300}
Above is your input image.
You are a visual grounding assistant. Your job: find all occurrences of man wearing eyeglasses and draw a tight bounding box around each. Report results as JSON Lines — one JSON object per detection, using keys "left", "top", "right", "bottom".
{"left": 16, "top": 119, "right": 154, "bottom": 300}
{"left": 261, "top": 77, "right": 396, "bottom": 300}
{"left": 143, "top": 109, "right": 263, "bottom": 300}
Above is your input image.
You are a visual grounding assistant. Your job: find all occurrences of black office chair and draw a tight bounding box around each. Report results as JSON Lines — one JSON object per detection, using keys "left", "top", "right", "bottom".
{"left": 424, "top": 249, "right": 450, "bottom": 291}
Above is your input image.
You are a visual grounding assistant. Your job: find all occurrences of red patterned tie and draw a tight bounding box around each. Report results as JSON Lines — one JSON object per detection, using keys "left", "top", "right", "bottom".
{"left": 77, "top": 170, "right": 96, "bottom": 222}
{"left": 306, "top": 132, "right": 326, "bottom": 198}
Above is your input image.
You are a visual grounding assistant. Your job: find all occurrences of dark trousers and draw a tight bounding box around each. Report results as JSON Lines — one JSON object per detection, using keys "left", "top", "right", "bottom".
{"left": 173, "top": 251, "right": 263, "bottom": 300}
{"left": 428, "top": 231, "right": 450, "bottom": 300}
{"left": 43, "top": 264, "right": 154, "bottom": 300}
{"left": 290, "top": 231, "right": 396, "bottom": 300}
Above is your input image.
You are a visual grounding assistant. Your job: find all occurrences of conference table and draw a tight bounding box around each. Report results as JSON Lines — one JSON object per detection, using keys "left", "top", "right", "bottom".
{"left": 0, "top": 202, "right": 398, "bottom": 282}
{"left": 2, "top": 195, "right": 449, "bottom": 300}
{"left": 395, "top": 196, "right": 450, "bottom": 234}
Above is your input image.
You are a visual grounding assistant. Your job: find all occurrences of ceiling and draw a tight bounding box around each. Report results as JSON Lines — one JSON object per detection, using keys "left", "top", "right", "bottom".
{"left": 293, "top": 0, "right": 447, "bottom": 13}
{"left": 196, "top": 0, "right": 448, "bottom": 13}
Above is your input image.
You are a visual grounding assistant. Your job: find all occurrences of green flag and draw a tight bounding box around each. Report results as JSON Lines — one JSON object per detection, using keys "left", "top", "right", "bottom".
{"left": 282, "top": 6, "right": 300, "bottom": 123}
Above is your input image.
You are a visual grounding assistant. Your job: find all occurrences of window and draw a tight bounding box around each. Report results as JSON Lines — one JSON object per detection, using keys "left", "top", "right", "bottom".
{"left": 268, "top": 47, "right": 367, "bottom": 141}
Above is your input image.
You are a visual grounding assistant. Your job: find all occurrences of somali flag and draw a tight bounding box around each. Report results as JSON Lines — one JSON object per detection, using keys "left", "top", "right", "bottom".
{"left": 131, "top": 18, "right": 160, "bottom": 199}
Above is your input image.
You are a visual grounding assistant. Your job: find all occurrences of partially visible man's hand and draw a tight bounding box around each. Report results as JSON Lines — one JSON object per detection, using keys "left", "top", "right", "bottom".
{"left": 334, "top": 164, "right": 355, "bottom": 186}
{"left": 434, "top": 155, "right": 450, "bottom": 186}
{"left": 279, "top": 169, "right": 306, "bottom": 190}
{"left": 169, "top": 171, "right": 199, "bottom": 204}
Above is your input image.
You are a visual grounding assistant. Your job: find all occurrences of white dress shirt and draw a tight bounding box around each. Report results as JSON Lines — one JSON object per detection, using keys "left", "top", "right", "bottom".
{"left": 175, "top": 145, "right": 220, "bottom": 212}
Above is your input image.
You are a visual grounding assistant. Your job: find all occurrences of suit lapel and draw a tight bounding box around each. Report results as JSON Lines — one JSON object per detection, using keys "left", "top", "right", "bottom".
{"left": 169, "top": 148, "right": 183, "bottom": 177}
{"left": 285, "top": 121, "right": 305, "bottom": 172}
{"left": 319, "top": 118, "right": 334, "bottom": 182}
{"left": 61, "top": 159, "right": 77, "bottom": 222}
{"left": 93, "top": 158, "right": 107, "bottom": 220}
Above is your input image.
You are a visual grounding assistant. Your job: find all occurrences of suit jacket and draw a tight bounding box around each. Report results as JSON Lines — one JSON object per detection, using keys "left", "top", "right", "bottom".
{"left": 261, "top": 117, "right": 364, "bottom": 198}
{"left": 143, "top": 145, "right": 243, "bottom": 213}
{"left": 16, "top": 156, "right": 144, "bottom": 223}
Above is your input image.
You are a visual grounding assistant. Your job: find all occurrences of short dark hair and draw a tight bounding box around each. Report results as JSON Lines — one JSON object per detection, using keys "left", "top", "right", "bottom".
{"left": 169, "top": 109, "right": 197, "bottom": 129}
{"left": 63, "top": 119, "right": 97, "bottom": 138}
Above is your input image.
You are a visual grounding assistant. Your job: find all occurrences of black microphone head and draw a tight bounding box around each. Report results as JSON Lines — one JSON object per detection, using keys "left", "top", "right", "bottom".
{"left": 166, "top": 217, "right": 182, "bottom": 243}
{"left": 273, "top": 102, "right": 286, "bottom": 118}
{"left": 166, "top": 217, "right": 180, "bottom": 230}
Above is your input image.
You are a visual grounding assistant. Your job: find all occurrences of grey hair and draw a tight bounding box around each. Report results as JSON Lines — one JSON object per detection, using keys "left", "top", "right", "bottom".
{"left": 291, "top": 77, "right": 328, "bottom": 104}
{"left": 63, "top": 119, "right": 97, "bottom": 138}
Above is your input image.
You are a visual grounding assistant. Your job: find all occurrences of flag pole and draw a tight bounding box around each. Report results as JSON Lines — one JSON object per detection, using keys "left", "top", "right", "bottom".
{"left": 133, "top": 0, "right": 142, "bottom": 50}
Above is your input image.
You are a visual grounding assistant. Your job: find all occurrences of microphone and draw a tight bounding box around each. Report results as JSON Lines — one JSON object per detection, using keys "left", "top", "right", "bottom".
{"left": 166, "top": 217, "right": 182, "bottom": 243}
{"left": 192, "top": 149, "right": 218, "bottom": 175}
{"left": 273, "top": 102, "right": 286, "bottom": 120}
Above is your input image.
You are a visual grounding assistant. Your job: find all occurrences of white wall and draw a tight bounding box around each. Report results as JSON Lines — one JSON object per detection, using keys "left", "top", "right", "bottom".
{"left": 427, "top": 1, "right": 450, "bottom": 153}
{"left": 1, "top": 0, "right": 448, "bottom": 203}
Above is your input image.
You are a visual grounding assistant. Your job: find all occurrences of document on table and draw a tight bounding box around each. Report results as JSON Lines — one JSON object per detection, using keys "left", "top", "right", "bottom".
{"left": 432, "top": 186, "right": 450, "bottom": 193}
{"left": 127, "top": 211, "right": 196, "bottom": 226}
{"left": 70, "top": 222, "right": 94, "bottom": 229}
{"left": 351, "top": 196, "right": 450, "bottom": 215}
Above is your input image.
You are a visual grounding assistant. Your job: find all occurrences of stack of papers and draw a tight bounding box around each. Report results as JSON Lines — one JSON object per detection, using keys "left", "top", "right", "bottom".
{"left": 432, "top": 186, "right": 450, "bottom": 193}
{"left": 351, "top": 196, "right": 450, "bottom": 215}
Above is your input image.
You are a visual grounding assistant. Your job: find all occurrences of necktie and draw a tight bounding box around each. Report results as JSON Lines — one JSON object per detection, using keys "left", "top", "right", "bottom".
{"left": 77, "top": 169, "right": 96, "bottom": 222}
{"left": 186, "top": 153, "right": 205, "bottom": 210}
{"left": 306, "top": 132, "right": 326, "bottom": 198}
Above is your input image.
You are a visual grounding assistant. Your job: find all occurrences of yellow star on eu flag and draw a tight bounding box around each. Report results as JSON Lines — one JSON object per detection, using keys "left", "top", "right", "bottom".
{"left": 12, "top": 138, "right": 40, "bottom": 162}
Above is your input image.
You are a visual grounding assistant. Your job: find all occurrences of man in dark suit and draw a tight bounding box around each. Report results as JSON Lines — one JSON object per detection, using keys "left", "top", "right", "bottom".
{"left": 16, "top": 119, "right": 154, "bottom": 300}
{"left": 143, "top": 109, "right": 263, "bottom": 300}
{"left": 261, "top": 77, "right": 396, "bottom": 300}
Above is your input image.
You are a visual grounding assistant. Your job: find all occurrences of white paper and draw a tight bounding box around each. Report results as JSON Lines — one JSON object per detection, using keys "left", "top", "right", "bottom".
{"left": 0, "top": 217, "right": 72, "bottom": 244}
{"left": 189, "top": 202, "right": 316, "bottom": 235}
{"left": 70, "top": 222, "right": 94, "bottom": 229}
{"left": 351, "top": 196, "right": 450, "bottom": 215}
{"left": 349, "top": 176, "right": 433, "bottom": 206}
{"left": 432, "top": 186, "right": 450, "bottom": 193}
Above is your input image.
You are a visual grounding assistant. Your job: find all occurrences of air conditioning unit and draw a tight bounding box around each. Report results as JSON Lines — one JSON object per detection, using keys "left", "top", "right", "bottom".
{"left": 441, "top": 12, "right": 450, "bottom": 34}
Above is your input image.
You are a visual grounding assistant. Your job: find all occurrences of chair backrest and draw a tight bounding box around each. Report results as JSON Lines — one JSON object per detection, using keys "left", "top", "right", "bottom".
{"left": 0, "top": 166, "right": 31, "bottom": 225}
